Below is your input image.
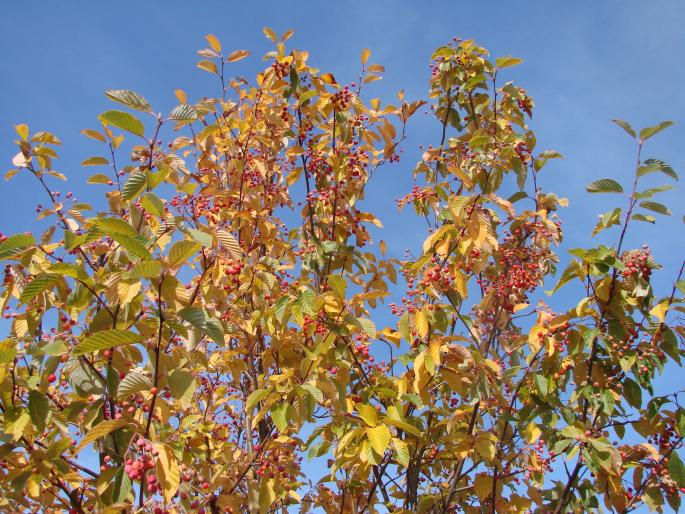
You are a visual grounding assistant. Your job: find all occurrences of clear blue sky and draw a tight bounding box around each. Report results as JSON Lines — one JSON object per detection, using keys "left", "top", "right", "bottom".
{"left": 1, "top": 2, "right": 684, "bottom": 511}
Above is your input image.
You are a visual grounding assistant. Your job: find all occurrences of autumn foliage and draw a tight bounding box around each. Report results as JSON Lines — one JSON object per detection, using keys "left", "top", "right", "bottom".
{"left": 0, "top": 28, "right": 684, "bottom": 514}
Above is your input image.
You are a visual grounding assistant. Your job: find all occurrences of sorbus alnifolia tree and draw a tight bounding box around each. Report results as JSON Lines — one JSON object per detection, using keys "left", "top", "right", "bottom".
{"left": 0, "top": 29, "right": 683, "bottom": 513}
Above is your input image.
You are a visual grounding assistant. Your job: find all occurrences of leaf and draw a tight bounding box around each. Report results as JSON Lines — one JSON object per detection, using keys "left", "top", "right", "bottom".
{"left": 105, "top": 90, "right": 152, "bottom": 113}
{"left": 168, "top": 369, "right": 196, "bottom": 405}
{"left": 73, "top": 330, "right": 142, "bottom": 356}
{"left": 639, "top": 121, "right": 673, "bottom": 141}
{"left": 93, "top": 217, "right": 138, "bottom": 237}
{"left": 361, "top": 48, "right": 371, "bottom": 65}
{"left": 263, "top": 27, "right": 278, "bottom": 42}
{"left": 216, "top": 229, "right": 243, "bottom": 258}
{"left": 178, "top": 307, "right": 225, "bottom": 344}
{"left": 0, "top": 234, "right": 35, "bottom": 260}
{"left": 81, "top": 156, "right": 109, "bottom": 166}
{"left": 141, "top": 193, "right": 165, "bottom": 217}
{"left": 205, "top": 34, "right": 222, "bottom": 52}
{"left": 227, "top": 50, "right": 250, "bottom": 63}
{"left": 639, "top": 201, "right": 671, "bottom": 216}
{"left": 246, "top": 389, "right": 270, "bottom": 411}
{"left": 28, "top": 390, "right": 49, "bottom": 432}
{"left": 122, "top": 171, "right": 147, "bottom": 201}
{"left": 126, "top": 260, "right": 162, "bottom": 279}
{"left": 117, "top": 372, "right": 152, "bottom": 399}
{"left": 631, "top": 213, "right": 656, "bottom": 224}
{"left": 495, "top": 56, "right": 523, "bottom": 68}
{"left": 392, "top": 438, "right": 409, "bottom": 467}
{"left": 155, "top": 443, "right": 180, "bottom": 502}
{"left": 168, "top": 105, "right": 198, "bottom": 121}
{"left": 19, "top": 273, "right": 60, "bottom": 303}
{"left": 535, "top": 374, "right": 549, "bottom": 397}
{"left": 271, "top": 403, "right": 289, "bottom": 432}
{"left": 611, "top": 119, "right": 636, "bottom": 139}
{"left": 357, "top": 404, "right": 378, "bottom": 427}
{"left": 167, "top": 240, "right": 200, "bottom": 269}
{"left": 75, "top": 418, "right": 128, "bottom": 453}
{"left": 81, "top": 129, "right": 106, "bottom": 142}
{"left": 623, "top": 377, "right": 642, "bottom": 408}
{"left": 650, "top": 301, "right": 669, "bottom": 323}
{"left": 110, "top": 234, "right": 151, "bottom": 260}
{"left": 669, "top": 451, "right": 685, "bottom": 487}
{"left": 586, "top": 179, "right": 623, "bottom": 194}
{"left": 367, "top": 425, "right": 391, "bottom": 454}
{"left": 112, "top": 468, "right": 132, "bottom": 504}
{"left": 357, "top": 318, "right": 376, "bottom": 338}
{"left": 415, "top": 310, "right": 429, "bottom": 339}
{"left": 197, "top": 60, "right": 218, "bottom": 74}
{"left": 98, "top": 110, "right": 145, "bottom": 137}
{"left": 641, "top": 158, "right": 678, "bottom": 181}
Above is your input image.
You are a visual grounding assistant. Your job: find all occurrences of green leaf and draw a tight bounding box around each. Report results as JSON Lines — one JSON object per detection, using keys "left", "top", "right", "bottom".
{"left": 168, "top": 369, "right": 195, "bottom": 405}
{"left": 327, "top": 275, "right": 347, "bottom": 300}
{"left": 105, "top": 89, "right": 152, "bottom": 113}
{"left": 639, "top": 120, "right": 673, "bottom": 141}
{"left": 534, "top": 374, "right": 549, "bottom": 397}
{"left": 117, "top": 372, "right": 152, "bottom": 399}
{"left": 122, "top": 171, "right": 147, "bottom": 201}
{"left": 586, "top": 179, "right": 623, "bottom": 194}
{"left": 623, "top": 377, "right": 642, "bottom": 408}
{"left": 367, "top": 425, "right": 391, "bottom": 454}
{"left": 357, "top": 318, "right": 376, "bottom": 338}
{"left": 98, "top": 110, "right": 145, "bottom": 137}
{"left": 631, "top": 213, "right": 656, "bottom": 224}
{"left": 178, "top": 307, "right": 225, "bottom": 344}
{"left": 110, "top": 234, "right": 151, "bottom": 260}
{"left": 301, "top": 384, "right": 323, "bottom": 404}
{"left": 28, "top": 390, "right": 49, "bottom": 433}
{"left": 611, "top": 119, "right": 636, "bottom": 139}
{"left": 168, "top": 105, "right": 198, "bottom": 121}
{"left": 81, "top": 156, "right": 109, "bottom": 166}
{"left": 0, "top": 234, "right": 35, "bottom": 260}
{"left": 669, "top": 451, "right": 685, "bottom": 487}
{"left": 75, "top": 418, "right": 128, "bottom": 453}
{"left": 87, "top": 173, "right": 111, "bottom": 184}
{"left": 19, "top": 273, "right": 60, "bottom": 303}
{"left": 639, "top": 201, "right": 671, "bottom": 216}
{"left": 246, "top": 389, "right": 270, "bottom": 411}
{"left": 271, "top": 403, "right": 289, "bottom": 432}
{"left": 112, "top": 467, "right": 132, "bottom": 504}
{"left": 126, "top": 260, "right": 162, "bottom": 279}
{"left": 641, "top": 158, "right": 678, "bottom": 181}
{"left": 141, "top": 193, "right": 165, "bottom": 217}
{"left": 93, "top": 217, "right": 137, "bottom": 237}
{"left": 73, "top": 330, "right": 142, "bottom": 356}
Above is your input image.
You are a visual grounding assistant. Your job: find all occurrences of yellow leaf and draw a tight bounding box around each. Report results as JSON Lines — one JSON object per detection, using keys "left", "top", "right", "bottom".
{"left": 321, "top": 72, "right": 337, "bottom": 85}
{"left": 206, "top": 34, "right": 222, "bottom": 53}
{"left": 15, "top": 124, "right": 29, "bottom": 141}
{"left": 475, "top": 437, "right": 495, "bottom": 463}
{"left": 174, "top": 89, "right": 187, "bottom": 104}
{"left": 155, "top": 443, "right": 180, "bottom": 502}
{"left": 75, "top": 419, "right": 128, "bottom": 453}
{"left": 361, "top": 48, "right": 371, "bottom": 65}
{"left": 227, "top": 50, "right": 251, "bottom": 63}
{"left": 367, "top": 425, "right": 391, "bottom": 454}
{"left": 415, "top": 310, "right": 429, "bottom": 339}
{"left": 650, "top": 301, "right": 669, "bottom": 323}
{"left": 357, "top": 403, "right": 378, "bottom": 427}
{"left": 428, "top": 339, "right": 441, "bottom": 367}
{"left": 263, "top": 27, "right": 278, "bottom": 42}
{"left": 524, "top": 421, "right": 541, "bottom": 443}
{"left": 413, "top": 351, "right": 431, "bottom": 394}
{"left": 197, "top": 60, "right": 218, "bottom": 75}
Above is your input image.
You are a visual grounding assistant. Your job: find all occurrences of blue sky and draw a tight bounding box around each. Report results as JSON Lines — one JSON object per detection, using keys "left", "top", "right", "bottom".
{"left": 1, "top": 2, "right": 684, "bottom": 511}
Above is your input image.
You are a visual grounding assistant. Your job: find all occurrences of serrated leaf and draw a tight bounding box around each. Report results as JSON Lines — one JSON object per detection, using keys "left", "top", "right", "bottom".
{"left": 611, "top": 119, "right": 636, "bottom": 138}
{"left": 168, "top": 369, "right": 195, "bottom": 406}
{"left": 81, "top": 156, "right": 109, "bottom": 166}
{"left": 227, "top": 49, "right": 250, "bottom": 62}
{"left": 122, "top": 171, "right": 147, "bottom": 201}
{"left": 141, "top": 192, "right": 165, "bottom": 217}
{"left": 639, "top": 121, "right": 673, "bottom": 141}
{"left": 301, "top": 384, "right": 323, "bottom": 403}
{"left": 105, "top": 89, "right": 152, "bottom": 113}
{"left": 110, "top": 233, "right": 151, "bottom": 260}
{"left": 126, "top": 260, "right": 162, "bottom": 279}
{"left": 639, "top": 201, "right": 671, "bottom": 215}
{"left": 357, "top": 318, "right": 376, "bottom": 338}
{"left": 246, "top": 389, "right": 270, "bottom": 411}
{"left": 641, "top": 158, "right": 678, "bottom": 181}
{"left": 155, "top": 443, "right": 180, "bottom": 502}
{"left": 0, "top": 234, "right": 35, "bottom": 260}
{"left": 216, "top": 230, "right": 242, "bottom": 258}
{"left": 669, "top": 451, "right": 685, "bottom": 487}
{"left": 73, "top": 330, "right": 142, "bottom": 356}
{"left": 75, "top": 418, "right": 128, "bottom": 453}
{"left": 168, "top": 105, "right": 198, "bottom": 121}
{"left": 117, "top": 372, "right": 152, "bottom": 399}
{"left": 28, "top": 390, "right": 49, "bottom": 433}
{"left": 93, "top": 217, "right": 137, "bottom": 237}
{"left": 357, "top": 404, "right": 378, "bottom": 427}
{"left": 586, "top": 179, "right": 623, "bottom": 194}
{"left": 197, "top": 60, "right": 218, "bottom": 74}
{"left": 98, "top": 110, "right": 145, "bottom": 137}
{"left": 19, "top": 273, "right": 60, "bottom": 303}
{"left": 167, "top": 240, "right": 200, "bottom": 269}
{"left": 112, "top": 468, "right": 132, "bottom": 504}
{"left": 392, "top": 438, "right": 409, "bottom": 467}
{"left": 271, "top": 403, "right": 289, "bottom": 432}
{"left": 367, "top": 425, "right": 391, "bottom": 454}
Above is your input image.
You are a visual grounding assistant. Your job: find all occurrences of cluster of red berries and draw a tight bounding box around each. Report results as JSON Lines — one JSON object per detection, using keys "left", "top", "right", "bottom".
{"left": 124, "top": 438, "right": 158, "bottom": 484}
{"left": 621, "top": 247, "right": 652, "bottom": 281}
{"left": 396, "top": 184, "right": 437, "bottom": 210}
{"left": 271, "top": 60, "right": 290, "bottom": 79}
{"left": 513, "top": 141, "right": 531, "bottom": 163}
{"left": 302, "top": 311, "right": 328, "bottom": 336}
{"left": 331, "top": 86, "right": 353, "bottom": 111}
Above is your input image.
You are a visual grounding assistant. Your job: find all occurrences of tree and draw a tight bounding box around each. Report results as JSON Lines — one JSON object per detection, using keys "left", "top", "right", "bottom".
{"left": 0, "top": 28, "right": 683, "bottom": 514}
